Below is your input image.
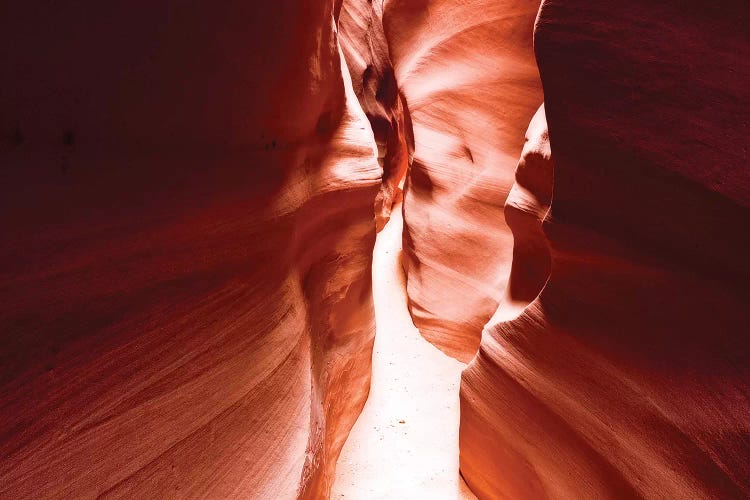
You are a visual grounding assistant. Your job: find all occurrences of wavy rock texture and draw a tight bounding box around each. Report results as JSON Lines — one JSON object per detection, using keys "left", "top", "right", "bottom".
{"left": 0, "top": 2, "right": 379, "bottom": 498}
{"left": 489, "top": 103, "right": 551, "bottom": 325}
{"left": 386, "top": 0, "right": 544, "bottom": 361}
{"left": 339, "top": 0, "right": 412, "bottom": 231}
{"left": 461, "top": 1, "right": 750, "bottom": 498}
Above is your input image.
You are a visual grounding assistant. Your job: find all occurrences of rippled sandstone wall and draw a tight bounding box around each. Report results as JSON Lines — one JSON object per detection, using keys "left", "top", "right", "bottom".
{"left": 460, "top": 1, "right": 750, "bottom": 497}
{"left": 339, "top": 0, "right": 412, "bottom": 232}
{"left": 3, "top": 1, "right": 749, "bottom": 498}
{"left": 386, "top": 0, "right": 544, "bottom": 361}
{"left": 0, "top": 2, "right": 379, "bottom": 498}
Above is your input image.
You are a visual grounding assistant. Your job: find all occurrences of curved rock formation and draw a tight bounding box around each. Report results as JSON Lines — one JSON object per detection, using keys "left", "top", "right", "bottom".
{"left": 3, "top": 1, "right": 750, "bottom": 498}
{"left": 386, "top": 0, "right": 544, "bottom": 361}
{"left": 491, "top": 103, "right": 552, "bottom": 325}
{"left": 339, "top": 0, "right": 412, "bottom": 231}
{"left": 0, "top": 2, "right": 379, "bottom": 498}
{"left": 461, "top": 1, "right": 750, "bottom": 497}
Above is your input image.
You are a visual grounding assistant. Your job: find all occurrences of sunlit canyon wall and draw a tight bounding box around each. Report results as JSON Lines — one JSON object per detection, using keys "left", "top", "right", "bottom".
{"left": 390, "top": 0, "right": 544, "bottom": 361}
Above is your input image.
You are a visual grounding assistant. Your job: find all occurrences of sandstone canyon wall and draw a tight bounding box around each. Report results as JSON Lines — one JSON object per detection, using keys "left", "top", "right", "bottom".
{"left": 460, "top": 1, "right": 750, "bottom": 498}
{"left": 386, "top": 0, "right": 544, "bottom": 361}
{"left": 339, "top": 0, "right": 412, "bottom": 231}
{"left": 0, "top": 2, "right": 380, "bottom": 498}
{"left": 2, "top": 0, "right": 749, "bottom": 499}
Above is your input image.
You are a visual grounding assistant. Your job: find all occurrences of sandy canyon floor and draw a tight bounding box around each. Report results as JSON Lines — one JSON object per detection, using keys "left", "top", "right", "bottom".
{"left": 331, "top": 204, "right": 476, "bottom": 499}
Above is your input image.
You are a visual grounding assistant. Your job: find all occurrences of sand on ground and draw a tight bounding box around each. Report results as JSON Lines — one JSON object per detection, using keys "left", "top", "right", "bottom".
{"left": 332, "top": 204, "right": 477, "bottom": 499}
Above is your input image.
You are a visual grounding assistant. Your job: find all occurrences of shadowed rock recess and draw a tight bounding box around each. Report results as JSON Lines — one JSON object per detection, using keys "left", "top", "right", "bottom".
{"left": 1, "top": 0, "right": 748, "bottom": 499}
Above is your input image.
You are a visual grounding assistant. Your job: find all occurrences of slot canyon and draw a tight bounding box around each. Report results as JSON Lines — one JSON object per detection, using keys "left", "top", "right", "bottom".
{"left": 0, "top": 0, "right": 748, "bottom": 498}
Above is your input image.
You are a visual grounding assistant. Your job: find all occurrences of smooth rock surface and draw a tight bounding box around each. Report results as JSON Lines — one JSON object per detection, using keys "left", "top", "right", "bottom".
{"left": 339, "top": 0, "right": 412, "bottom": 231}
{"left": 460, "top": 1, "right": 750, "bottom": 497}
{"left": 0, "top": 2, "right": 380, "bottom": 498}
{"left": 3, "top": 1, "right": 749, "bottom": 499}
{"left": 386, "top": 0, "right": 544, "bottom": 361}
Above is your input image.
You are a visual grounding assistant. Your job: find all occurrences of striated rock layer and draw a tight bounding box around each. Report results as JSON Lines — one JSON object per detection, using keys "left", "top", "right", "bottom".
{"left": 387, "top": 0, "right": 544, "bottom": 361}
{"left": 0, "top": 2, "right": 380, "bottom": 498}
{"left": 461, "top": 1, "right": 750, "bottom": 498}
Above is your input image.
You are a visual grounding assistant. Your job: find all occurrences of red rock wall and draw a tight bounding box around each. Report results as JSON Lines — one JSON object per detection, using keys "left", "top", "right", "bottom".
{"left": 460, "top": 1, "right": 750, "bottom": 497}
{"left": 386, "top": 0, "right": 544, "bottom": 361}
{"left": 339, "top": 0, "right": 412, "bottom": 231}
{"left": 4, "top": 1, "right": 748, "bottom": 498}
{"left": 490, "top": 103, "right": 552, "bottom": 326}
{"left": 0, "top": 2, "right": 379, "bottom": 498}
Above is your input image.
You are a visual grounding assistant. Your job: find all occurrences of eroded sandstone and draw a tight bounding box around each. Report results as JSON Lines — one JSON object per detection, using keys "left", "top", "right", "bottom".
{"left": 387, "top": 0, "right": 544, "bottom": 361}
{"left": 0, "top": 2, "right": 380, "bottom": 498}
{"left": 460, "top": 1, "right": 750, "bottom": 497}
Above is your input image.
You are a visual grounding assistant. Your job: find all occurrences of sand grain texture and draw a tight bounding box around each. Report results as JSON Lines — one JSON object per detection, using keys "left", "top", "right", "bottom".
{"left": 332, "top": 206, "right": 476, "bottom": 499}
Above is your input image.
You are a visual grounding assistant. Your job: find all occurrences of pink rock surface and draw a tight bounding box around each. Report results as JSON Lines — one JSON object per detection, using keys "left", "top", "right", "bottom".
{"left": 490, "top": 103, "right": 552, "bottom": 325}
{"left": 339, "top": 0, "right": 412, "bottom": 231}
{"left": 386, "top": 0, "right": 544, "bottom": 361}
{"left": 460, "top": 1, "right": 750, "bottom": 497}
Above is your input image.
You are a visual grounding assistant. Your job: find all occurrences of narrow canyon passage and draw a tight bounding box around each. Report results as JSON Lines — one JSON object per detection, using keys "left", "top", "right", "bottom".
{"left": 1, "top": 2, "right": 748, "bottom": 498}
{"left": 331, "top": 204, "right": 476, "bottom": 499}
